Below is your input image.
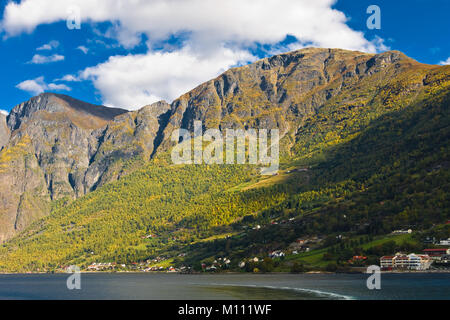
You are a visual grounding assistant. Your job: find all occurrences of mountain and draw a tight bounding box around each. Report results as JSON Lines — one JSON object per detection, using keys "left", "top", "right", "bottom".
{"left": 157, "top": 48, "right": 410, "bottom": 152}
{"left": 0, "top": 48, "right": 448, "bottom": 271}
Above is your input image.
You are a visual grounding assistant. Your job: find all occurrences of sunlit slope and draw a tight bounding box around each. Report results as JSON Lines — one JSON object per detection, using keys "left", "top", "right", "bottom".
{"left": 0, "top": 51, "right": 449, "bottom": 272}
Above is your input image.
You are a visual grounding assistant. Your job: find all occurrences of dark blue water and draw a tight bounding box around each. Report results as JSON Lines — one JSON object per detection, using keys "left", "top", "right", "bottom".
{"left": 0, "top": 273, "right": 448, "bottom": 300}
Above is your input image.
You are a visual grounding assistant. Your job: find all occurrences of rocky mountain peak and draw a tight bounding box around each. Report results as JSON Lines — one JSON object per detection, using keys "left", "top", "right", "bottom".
{"left": 7, "top": 92, "right": 128, "bottom": 131}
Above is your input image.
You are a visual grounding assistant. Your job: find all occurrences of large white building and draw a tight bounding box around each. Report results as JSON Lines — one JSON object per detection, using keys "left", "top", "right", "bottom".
{"left": 437, "top": 238, "right": 450, "bottom": 246}
{"left": 380, "top": 253, "right": 432, "bottom": 270}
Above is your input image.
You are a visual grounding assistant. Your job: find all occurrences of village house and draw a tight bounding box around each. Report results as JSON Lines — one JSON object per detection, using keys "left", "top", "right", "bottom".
{"left": 380, "top": 256, "right": 395, "bottom": 268}
{"left": 205, "top": 265, "right": 217, "bottom": 272}
{"left": 423, "top": 237, "right": 436, "bottom": 244}
{"left": 391, "top": 229, "right": 413, "bottom": 235}
{"left": 423, "top": 248, "right": 450, "bottom": 260}
{"left": 269, "top": 250, "right": 285, "bottom": 258}
{"left": 348, "top": 256, "right": 367, "bottom": 264}
{"left": 289, "top": 237, "right": 320, "bottom": 252}
{"left": 167, "top": 266, "right": 177, "bottom": 272}
{"left": 437, "top": 238, "right": 450, "bottom": 246}
{"left": 436, "top": 255, "right": 450, "bottom": 265}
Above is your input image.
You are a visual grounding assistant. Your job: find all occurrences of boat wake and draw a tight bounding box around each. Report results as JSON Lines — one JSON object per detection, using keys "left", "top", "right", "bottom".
{"left": 198, "top": 283, "right": 355, "bottom": 300}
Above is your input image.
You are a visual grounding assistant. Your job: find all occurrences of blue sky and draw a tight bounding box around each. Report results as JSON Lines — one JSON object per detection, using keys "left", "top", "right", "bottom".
{"left": 0, "top": 0, "right": 448, "bottom": 113}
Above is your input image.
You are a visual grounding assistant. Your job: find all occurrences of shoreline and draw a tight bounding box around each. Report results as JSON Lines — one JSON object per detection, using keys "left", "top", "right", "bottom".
{"left": 1, "top": 269, "right": 450, "bottom": 275}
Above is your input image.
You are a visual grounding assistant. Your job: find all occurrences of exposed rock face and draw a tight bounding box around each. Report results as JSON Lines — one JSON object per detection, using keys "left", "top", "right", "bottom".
{"left": 83, "top": 100, "right": 171, "bottom": 192}
{"left": 0, "top": 93, "right": 171, "bottom": 241}
{"left": 0, "top": 134, "right": 49, "bottom": 242}
{"left": 0, "top": 48, "right": 425, "bottom": 242}
{"left": 0, "top": 113, "right": 9, "bottom": 150}
{"left": 5, "top": 93, "right": 129, "bottom": 199}
{"left": 7, "top": 93, "right": 127, "bottom": 132}
{"left": 157, "top": 48, "right": 412, "bottom": 152}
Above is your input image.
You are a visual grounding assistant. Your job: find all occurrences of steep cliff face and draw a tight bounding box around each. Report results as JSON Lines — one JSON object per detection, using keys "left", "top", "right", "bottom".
{"left": 0, "top": 113, "right": 9, "bottom": 150}
{"left": 5, "top": 93, "right": 129, "bottom": 199}
{"left": 84, "top": 100, "right": 171, "bottom": 192}
{"left": 0, "top": 94, "right": 172, "bottom": 241}
{"left": 0, "top": 134, "right": 49, "bottom": 242}
{"left": 0, "top": 48, "right": 436, "bottom": 242}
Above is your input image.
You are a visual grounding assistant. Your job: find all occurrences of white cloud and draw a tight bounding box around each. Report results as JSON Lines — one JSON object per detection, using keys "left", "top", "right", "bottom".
{"left": 16, "top": 76, "right": 71, "bottom": 95}
{"left": 77, "top": 45, "right": 89, "bottom": 54}
{"left": 100, "top": 23, "right": 142, "bottom": 49}
{"left": 81, "top": 46, "right": 254, "bottom": 109}
{"left": 0, "top": 109, "right": 8, "bottom": 116}
{"left": 56, "top": 74, "right": 81, "bottom": 82}
{"left": 29, "top": 53, "right": 65, "bottom": 64}
{"left": 439, "top": 57, "right": 450, "bottom": 65}
{"left": 16, "top": 77, "right": 47, "bottom": 95}
{"left": 48, "top": 83, "right": 71, "bottom": 91}
{"left": 0, "top": 0, "right": 383, "bottom": 52}
{"left": 2, "top": 0, "right": 389, "bottom": 109}
{"left": 36, "top": 40, "right": 59, "bottom": 51}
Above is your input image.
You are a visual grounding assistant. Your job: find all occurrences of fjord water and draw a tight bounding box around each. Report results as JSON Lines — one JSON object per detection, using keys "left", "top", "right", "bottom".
{"left": 0, "top": 273, "right": 449, "bottom": 300}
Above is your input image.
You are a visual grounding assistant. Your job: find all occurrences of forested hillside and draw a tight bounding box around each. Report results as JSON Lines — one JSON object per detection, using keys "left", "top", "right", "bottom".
{"left": 0, "top": 48, "right": 448, "bottom": 272}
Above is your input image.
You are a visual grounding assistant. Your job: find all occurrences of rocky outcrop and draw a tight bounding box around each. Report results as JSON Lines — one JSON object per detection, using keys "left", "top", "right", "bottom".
{"left": 0, "top": 113, "right": 9, "bottom": 150}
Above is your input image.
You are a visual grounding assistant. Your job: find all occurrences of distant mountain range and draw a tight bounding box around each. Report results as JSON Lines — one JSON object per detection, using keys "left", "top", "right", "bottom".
{"left": 0, "top": 48, "right": 448, "bottom": 272}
